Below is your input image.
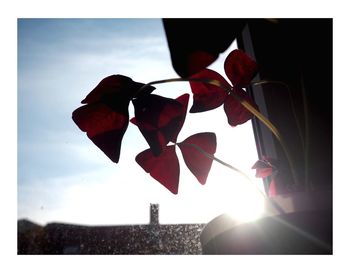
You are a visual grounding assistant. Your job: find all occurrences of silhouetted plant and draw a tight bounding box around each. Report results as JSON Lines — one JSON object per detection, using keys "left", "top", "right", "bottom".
{"left": 72, "top": 50, "right": 295, "bottom": 196}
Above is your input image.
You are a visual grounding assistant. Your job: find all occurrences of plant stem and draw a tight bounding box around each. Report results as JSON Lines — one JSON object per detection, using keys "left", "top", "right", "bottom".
{"left": 135, "top": 78, "right": 190, "bottom": 97}
{"left": 179, "top": 142, "right": 286, "bottom": 215}
{"left": 179, "top": 142, "right": 251, "bottom": 181}
{"left": 135, "top": 77, "right": 224, "bottom": 97}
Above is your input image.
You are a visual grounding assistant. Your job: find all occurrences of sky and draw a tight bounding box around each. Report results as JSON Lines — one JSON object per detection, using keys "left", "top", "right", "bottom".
{"left": 17, "top": 18, "right": 264, "bottom": 226}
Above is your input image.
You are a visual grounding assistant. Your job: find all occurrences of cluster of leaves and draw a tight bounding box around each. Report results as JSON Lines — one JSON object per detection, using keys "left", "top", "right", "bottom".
{"left": 73, "top": 50, "right": 269, "bottom": 194}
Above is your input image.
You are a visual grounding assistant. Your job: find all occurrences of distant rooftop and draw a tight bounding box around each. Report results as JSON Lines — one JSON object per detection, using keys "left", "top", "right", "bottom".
{"left": 18, "top": 204, "right": 206, "bottom": 254}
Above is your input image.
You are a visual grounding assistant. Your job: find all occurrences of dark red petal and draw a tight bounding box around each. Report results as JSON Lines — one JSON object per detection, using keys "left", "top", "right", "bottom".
{"left": 173, "top": 93, "right": 189, "bottom": 141}
{"left": 252, "top": 157, "right": 278, "bottom": 169}
{"left": 131, "top": 117, "right": 167, "bottom": 155}
{"left": 189, "top": 69, "right": 230, "bottom": 113}
{"left": 81, "top": 75, "right": 154, "bottom": 104}
{"left": 224, "top": 49, "right": 258, "bottom": 86}
{"left": 178, "top": 132, "right": 216, "bottom": 185}
{"left": 254, "top": 167, "right": 273, "bottom": 178}
{"left": 132, "top": 94, "right": 189, "bottom": 155}
{"left": 135, "top": 146, "right": 180, "bottom": 194}
{"left": 223, "top": 87, "right": 257, "bottom": 126}
{"left": 251, "top": 157, "right": 277, "bottom": 178}
{"left": 187, "top": 50, "right": 217, "bottom": 76}
{"left": 72, "top": 103, "right": 128, "bottom": 163}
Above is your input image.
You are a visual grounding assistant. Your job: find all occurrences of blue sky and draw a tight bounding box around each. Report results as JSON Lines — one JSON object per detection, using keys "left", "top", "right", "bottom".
{"left": 18, "top": 19, "right": 166, "bottom": 184}
{"left": 18, "top": 18, "right": 263, "bottom": 225}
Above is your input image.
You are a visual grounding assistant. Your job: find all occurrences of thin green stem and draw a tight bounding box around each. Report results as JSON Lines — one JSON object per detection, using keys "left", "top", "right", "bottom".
{"left": 179, "top": 142, "right": 286, "bottom": 215}
{"left": 179, "top": 142, "right": 251, "bottom": 181}
{"left": 135, "top": 78, "right": 216, "bottom": 97}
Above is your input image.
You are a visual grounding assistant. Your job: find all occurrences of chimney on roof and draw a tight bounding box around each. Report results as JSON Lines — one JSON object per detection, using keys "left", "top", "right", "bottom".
{"left": 150, "top": 204, "right": 159, "bottom": 225}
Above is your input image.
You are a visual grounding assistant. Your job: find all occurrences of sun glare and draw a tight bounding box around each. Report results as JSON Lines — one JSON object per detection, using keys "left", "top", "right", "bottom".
{"left": 224, "top": 180, "right": 266, "bottom": 223}
{"left": 206, "top": 164, "right": 266, "bottom": 224}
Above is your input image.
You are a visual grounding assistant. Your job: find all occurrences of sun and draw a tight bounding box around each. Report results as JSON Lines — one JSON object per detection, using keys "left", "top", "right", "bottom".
{"left": 209, "top": 171, "right": 266, "bottom": 224}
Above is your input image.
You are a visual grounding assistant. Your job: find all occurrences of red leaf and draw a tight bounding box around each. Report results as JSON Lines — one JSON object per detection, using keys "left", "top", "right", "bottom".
{"left": 173, "top": 93, "right": 190, "bottom": 140}
{"left": 251, "top": 157, "right": 277, "bottom": 178}
{"left": 223, "top": 87, "right": 256, "bottom": 126}
{"left": 130, "top": 116, "right": 167, "bottom": 156}
{"left": 254, "top": 166, "right": 273, "bottom": 178}
{"left": 72, "top": 103, "right": 129, "bottom": 163}
{"left": 189, "top": 69, "right": 230, "bottom": 112}
{"left": 224, "top": 49, "right": 258, "bottom": 86}
{"left": 135, "top": 145, "right": 180, "bottom": 194}
{"left": 178, "top": 132, "right": 216, "bottom": 185}
{"left": 132, "top": 94, "right": 189, "bottom": 155}
{"left": 81, "top": 75, "right": 153, "bottom": 104}
{"left": 187, "top": 50, "right": 217, "bottom": 76}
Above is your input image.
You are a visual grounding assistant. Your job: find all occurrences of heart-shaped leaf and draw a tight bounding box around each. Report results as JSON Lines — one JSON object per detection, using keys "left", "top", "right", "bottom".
{"left": 224, "top": 49, "right": 258, "bottom": 86}
{"left": 224, "top": 87, "right": 257, "bottom": 126}
{"left": 178, "top": 132, "right": 217, "bottom": 185}
{"left": 72, "top": 103, "right": 129, "bottom": 163}
{"left": 132, "top": 94, "right": 189, "bottom": 155}
{"left": 81, "top": 75, "right": 153, "bottom": 104}
{"left": 135, "top": 145, "right": 180, "bottom": 194}
{"left": 189, "top": 69, "right": 230, "bottom": 113}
